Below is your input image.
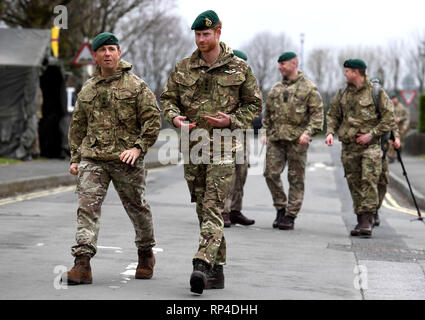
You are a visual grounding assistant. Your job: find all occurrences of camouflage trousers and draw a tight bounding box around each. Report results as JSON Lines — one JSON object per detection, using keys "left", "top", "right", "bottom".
{"left": 263, "top": 139, "right": 308, "bottom": 217}
{"left": 377, "top": 157, "right": 389, "bottom": 210}
{"left": 223, "top": 145, "right": 249, "bottom": 213}
{"left": 341, "top": 143, "right": 382, "bottom": 215}
{"left": 71, "top": 158, "right": 155, "bottom": 257}
{"left": 184, "top": 160, "right": 235, "bottom": 267}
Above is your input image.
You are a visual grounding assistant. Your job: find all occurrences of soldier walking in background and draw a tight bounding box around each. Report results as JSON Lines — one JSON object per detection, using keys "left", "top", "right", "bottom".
{"left": 262, "top": 52, "right": 323, "bottom": 231}
{"left": 64, "top": 32, "right": 161, "bottom": 285}
{"left": 222, "top": 49, "right": 256, "bottom": 228}
{"left": 387, "top": 93, "right": 410, "bottom": 162}
{"left": 326, "top": 59, "right": 393, "bottom": 237}
{"left": 161, "top": 10, "right": 262, "bottom": 294}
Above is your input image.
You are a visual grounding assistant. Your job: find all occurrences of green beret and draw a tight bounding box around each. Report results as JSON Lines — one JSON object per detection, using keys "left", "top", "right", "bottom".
{"left": 343, "top": 59, "right": 367, "bottom": 69}
{"left": 191, "top": 10, "right": 219, "bottom": 30}
{"left": 233, "top": 49, "right": 248, "bottom": 61}
{"left": 278, "top": 52, "right": 297, "bottom": 63}
{"left": 390, "top": 92, "right": 398, "bottom": 99}
{"left": 91, "top": 32, "right": 119, "bottom": 52}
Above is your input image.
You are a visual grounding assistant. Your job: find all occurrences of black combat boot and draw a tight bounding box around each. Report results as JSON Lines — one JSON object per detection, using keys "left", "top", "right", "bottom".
{"left": 350, "top": 215, "right": 361, "bottom": 236}
{"left": 222, "top": 212, "right": 231, "bottom": 228}
{"left": 359, "top": 213, "right": 373, "bottom": 237}
{"left": 205, "top": 264, "right": 224, "bottom": 289}
{"left": 190, "top": 259, "right": 210, "bottom": 294}
{"left": 278, "top": 215, "right": 295, "bottom": 230}
{"left": 273, "top": 208, "right": 286, "bottom": 228}
{"left": 229, "top": 210, "right": 255, "bottom": 226}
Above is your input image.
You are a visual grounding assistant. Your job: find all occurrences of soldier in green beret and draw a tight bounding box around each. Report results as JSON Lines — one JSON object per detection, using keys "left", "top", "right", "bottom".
{"left": 387, "top": 93, "right": 410, "bottom": 162}
{"left": 63, "top": 32, "right": 161, "bottom": 284}
{"left": 261, "top": 51, "right": 324, "bottom": 231}
{"left": 222, "top": 49, "right": 256, "bottom": 228}
{"left": 326, "top": 59, "right": 394, "bottom": 237}
{"left": 161, "top": 10, "right": 262, "bottom": 294}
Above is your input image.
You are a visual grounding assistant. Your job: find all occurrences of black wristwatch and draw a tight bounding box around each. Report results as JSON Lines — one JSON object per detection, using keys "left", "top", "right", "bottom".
{"left": 133, "top": 144, "right": 142, "bottom": 150}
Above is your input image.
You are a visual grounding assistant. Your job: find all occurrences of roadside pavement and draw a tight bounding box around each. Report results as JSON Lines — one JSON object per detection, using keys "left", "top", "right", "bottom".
{"left": 0, "top": 132, "right": 180, "bottom": 198}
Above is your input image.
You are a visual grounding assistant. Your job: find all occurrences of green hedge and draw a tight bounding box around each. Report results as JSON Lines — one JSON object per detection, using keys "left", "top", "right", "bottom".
{"left": 419, "top": 94, "right": 425, "bottom": 133}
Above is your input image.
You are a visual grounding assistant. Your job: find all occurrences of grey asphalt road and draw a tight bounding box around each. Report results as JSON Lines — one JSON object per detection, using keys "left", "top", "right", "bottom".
{"left": 0, "top": 138, "right": 424, "bottom": 300}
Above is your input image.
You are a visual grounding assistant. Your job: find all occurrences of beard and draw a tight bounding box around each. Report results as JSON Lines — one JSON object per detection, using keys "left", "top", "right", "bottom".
{"left": 197, "top": 39, "right": 218, "bottom": 53}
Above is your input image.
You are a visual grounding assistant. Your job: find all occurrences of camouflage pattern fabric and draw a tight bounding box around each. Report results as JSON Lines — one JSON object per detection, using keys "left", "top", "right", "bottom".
{"left": 223, "top": 137, "right": 249, "bottom": 213}
{"left": 184, "top": 162, "right": 235, "bottom": 266}
{"left": 68, "top": 59, "right": 160, "bottom": 257}
{"left": 161, "top": 42, "right": 262, "bottom": 155}
{"left": 262, "top": 72, "right": 323, "bottom": 217}
{"left": 160, "top": 42, "right": 262, "bottom": 267}
{"left": 264, "top": 140, "right": 308, "bottom": 217}
{"left": 341, "top": 143, "right": 382, "bottom": 215}
{"left": 69, "top": 60, "right": 161, "bottom": 164}
{"left": 377, "top": 157, "right": 389, "bottom": 210}
{"left": 71, "top": 158, "right": 155, "bottom": 257}
{"left": 387, "top": 102, "right": 409, "bottom": 160}
{"left": 262, "top": 72, "right": 323, "bottom": 142}
{"left": 326, "top": 77, "right": 394, "bottom": 144}
{"left": 327, "top": 77, "right": 394, "bottom": 215}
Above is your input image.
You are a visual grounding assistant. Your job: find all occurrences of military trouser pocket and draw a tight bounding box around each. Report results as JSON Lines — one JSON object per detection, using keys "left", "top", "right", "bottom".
{"left": 207, "top": 163, "right": 235, "bottom": 202}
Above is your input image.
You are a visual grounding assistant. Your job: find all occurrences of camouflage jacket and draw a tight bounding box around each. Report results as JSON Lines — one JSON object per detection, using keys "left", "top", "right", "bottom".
{"left": 68, "top": 60, "right": 161, "bottom": 163}
{"left": 326, "top": 77, "right": 394, "bottom": 144}
{"left": 262, "top": 72, "right": 324, "bottom": 142}
{"left": 160, "top": 42, "right": 262, "bottom": 133}
{"left": 394, "top": 102, "right": 410, "bottom": 136}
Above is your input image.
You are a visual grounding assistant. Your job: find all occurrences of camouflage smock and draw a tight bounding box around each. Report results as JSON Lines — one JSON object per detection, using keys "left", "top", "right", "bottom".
{"left": 326, "top": 77, "right": 394, "bottom": 144}
{"left": 69, "top": 60, "right": 161, "bottom": 163}
{"left": 262, "top": 72, "right": 323, "bottom": 142}
{"left": 160, "top": 42, "right": 262, "bottom": 134}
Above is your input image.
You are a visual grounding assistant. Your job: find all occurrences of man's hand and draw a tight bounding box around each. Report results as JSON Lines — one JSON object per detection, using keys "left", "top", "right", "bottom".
{"left": 325, "top": 134, "right": 334, "bottom": 146}
{"left": 204, "top": 112, "right": 231, "bottom": 128}
{"left": 393, "top": 138, "right": 401, "bottom": 149}
{"left": 119, "top": 147, "right": 142, "bottom": 166}
{"left": 299, "top": 133, "right": 311, "bottom": 146}
{"left": 173, "top": 116, "right": 196, "bottom": 129}
{"left": 356, "top": 133, "right": 373, "bottom": 145}
{"left": 69, "top": 163, "right": 79, "bottom": 176}
{"left": 260, "top": 135, "right": 268, "bottom": 145}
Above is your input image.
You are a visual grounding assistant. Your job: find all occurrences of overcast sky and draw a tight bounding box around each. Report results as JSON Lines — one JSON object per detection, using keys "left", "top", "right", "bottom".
{"left": 177, "top": 0, "right": 425, "bottom": 53}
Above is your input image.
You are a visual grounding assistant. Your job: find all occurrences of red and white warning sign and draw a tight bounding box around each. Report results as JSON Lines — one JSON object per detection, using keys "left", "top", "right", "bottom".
{"left": 72, "top": 42, "right": 96, "bottom": 66}
{"left": 400, "top": 90, "right": 417, "bottom": 106}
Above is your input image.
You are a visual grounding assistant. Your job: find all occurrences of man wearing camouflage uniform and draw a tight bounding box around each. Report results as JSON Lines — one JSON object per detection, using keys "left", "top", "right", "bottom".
{"left": 262, "top": 52, "right": 323, "bottom": 231}
{"left": 222, "top": 49, "right": 255, "bottom": 228}
{"left": 387, "top": 93, "right": 410, "bottom": 162}
{"left": 326, "top": 59, "right": 394, "bottom": 237}
{"left": 64, "top": 33, "right": 161, "bottom": 285}
{"left": 160, "top": 11, "right": 262, "bottom": 294}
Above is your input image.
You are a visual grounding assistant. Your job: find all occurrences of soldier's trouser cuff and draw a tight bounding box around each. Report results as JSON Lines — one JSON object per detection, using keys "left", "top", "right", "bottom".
{"left": 71, "top": 244, "right": 96, "bottom": 257}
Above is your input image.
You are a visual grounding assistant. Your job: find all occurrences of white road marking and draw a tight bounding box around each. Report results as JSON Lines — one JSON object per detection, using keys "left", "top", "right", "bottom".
{"left": 97, "top": 245, "right": 122, "bottom": 250}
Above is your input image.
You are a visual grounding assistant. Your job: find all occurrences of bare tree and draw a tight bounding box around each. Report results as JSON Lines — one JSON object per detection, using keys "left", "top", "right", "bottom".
{"left": 119, "top": 10, "right": 194, "bottom": 97}
{"left": 406, "top": 29, "right": 425, "bottom": 93}
{"left": 241, "top": 31, "right": 295, "bottom": 96}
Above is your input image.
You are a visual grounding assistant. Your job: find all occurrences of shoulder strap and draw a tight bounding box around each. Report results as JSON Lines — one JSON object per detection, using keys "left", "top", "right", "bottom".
{"left": 372, "top": 82, "right": 382, "bottom": 119}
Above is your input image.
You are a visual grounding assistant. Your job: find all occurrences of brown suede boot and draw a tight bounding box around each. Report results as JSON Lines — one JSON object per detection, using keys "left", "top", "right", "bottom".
{"left": 135, "top": 248, "right": 155, "bottom": 279}
{"left": 63, "top": 255, "right": 92, "bottom": 285}
{"left": 359, "top": 213, "right": 373, "bottom": 237}
{"left": 205, "top": 264, "right": 224, "bottom": 290}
